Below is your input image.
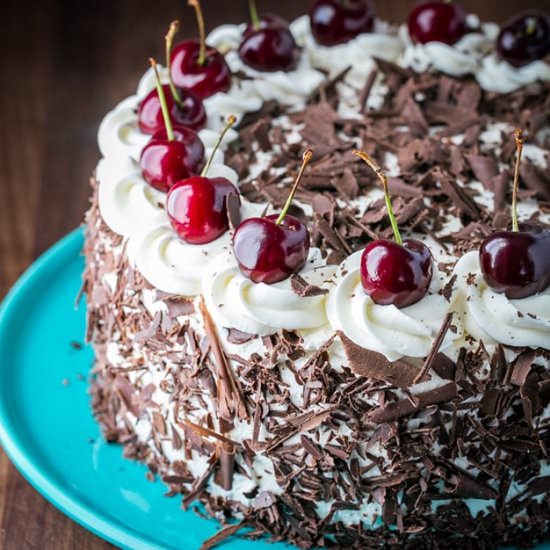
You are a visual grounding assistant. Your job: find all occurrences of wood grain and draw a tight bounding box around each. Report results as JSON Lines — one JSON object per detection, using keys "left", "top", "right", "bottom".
{"left": 1, "top": 0, "right": 550, "bottom": 548}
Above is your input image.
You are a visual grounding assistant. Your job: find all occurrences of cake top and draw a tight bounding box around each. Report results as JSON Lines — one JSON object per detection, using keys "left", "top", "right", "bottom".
{"left": 95, "top": 1, "right": 550, "bottom": 363}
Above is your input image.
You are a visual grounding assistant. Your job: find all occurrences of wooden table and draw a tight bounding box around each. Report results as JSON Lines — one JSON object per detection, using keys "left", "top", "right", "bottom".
{"left": 1, "top": 0, "right": 549, "bottom": 547}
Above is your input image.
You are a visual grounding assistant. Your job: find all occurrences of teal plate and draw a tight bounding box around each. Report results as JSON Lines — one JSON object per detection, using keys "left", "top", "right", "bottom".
{"left": 0, "top": 228, "right": 289, "bottom": 550}
{"left": 0, "top": 229, "right": 547, "bottom": 550}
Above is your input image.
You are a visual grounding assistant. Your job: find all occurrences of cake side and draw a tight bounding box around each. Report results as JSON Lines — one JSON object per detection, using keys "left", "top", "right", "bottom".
{"left": 85, "top": 178, "right": 550, "bottom": 549}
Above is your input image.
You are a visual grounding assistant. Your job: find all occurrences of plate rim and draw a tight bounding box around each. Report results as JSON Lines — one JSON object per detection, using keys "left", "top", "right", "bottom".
{"left": 0, "top": 227, "right": 166, "bottom": 550}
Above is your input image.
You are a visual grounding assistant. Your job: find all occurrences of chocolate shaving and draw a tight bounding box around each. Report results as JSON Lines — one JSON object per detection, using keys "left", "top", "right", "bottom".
{"left": 413, "top": 313, "right": 453, "bottom": 383}
{"left": 340, "top": 332, "right": 420, "bottom": 387}
{"left": 200, "top": 299, "right": 249, "bottom": 422}
{"left": 370, "top": 382, "right": 458, "bottom": 424}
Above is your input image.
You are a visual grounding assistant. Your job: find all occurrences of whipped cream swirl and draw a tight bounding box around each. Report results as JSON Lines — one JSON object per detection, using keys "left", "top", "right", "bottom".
{"left": 96, "top": 157, "right": 166, "bottom": 238}
{"left": 399, "top": 17, "right": 497, "bottom": 77}
{"left": 292, "top": 16, "right": 403, "bottom": 90}
{"left": 327, "top": 250, "right": 459, "bottom": 362}
{"left": 476, "top": 55, "right": 550, "bottom": 94}
{"left": 207, "top": 22, "right": 326, "bottom": 108}
{"left": 202, "top": 248, "right": 336, "bottom": 336}
{"left": 452, "top": 251, "right": 550, "bottom": 350}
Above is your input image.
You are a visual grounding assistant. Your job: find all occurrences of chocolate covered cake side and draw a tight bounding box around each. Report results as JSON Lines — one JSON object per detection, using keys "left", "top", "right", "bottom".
{"left": 84, "top": 5, "right": 550, "bottom": 549}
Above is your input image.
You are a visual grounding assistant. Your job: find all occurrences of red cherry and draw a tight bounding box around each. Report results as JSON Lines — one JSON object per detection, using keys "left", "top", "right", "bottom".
{"left": 167, "top": 176, "right": 240, "bottom": 244}
{"left": 361, "top": 239, "right": 433, "bottom": 308}
{"left": 408, "top": 1, "right": 467, "bottom": 45}
{"left": 233, "top": 149, "right": 313, "bottom": 284}
{"left": 480, "top": 227, "right": 550, "bottom": 299}
{"left": 239, "top": 27, "right": 298, "bottom": 72}
{"left": 309, "top": 0, "right": 375, "bottom": 46}
{"left": 353, "top": 150, "right": 432, "bottom": 308}
{"left": 497, "top": 12, "right": 550, "bottom": 68}
{"left": 233, "top": 215, "right": 310, "bottom": 284}
{"left": 170, "top": 1, "right": 231, "bottom": 99}
{"left": 140, "top": 126, "right": 204, "bottom": 192}
{"left": 137, "top": 85, "right": 206, "bottom": 134}
{"left": 480, "top": 129, "right": 550, "bottom": 298}
{"left": 166, "top": 115, "right": 240, "bottom": 244}
{"left": 170, "top": 41, "right": 231, "bottom": 99}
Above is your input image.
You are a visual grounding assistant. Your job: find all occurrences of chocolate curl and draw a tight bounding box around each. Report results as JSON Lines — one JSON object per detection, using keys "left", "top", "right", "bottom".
{"left": 199, "top": 298, "right": 249, "bottom": 423}
{"left": 413, "top": 312, "right": 453, "bottom": 384}
{"left": 216, "top": 442, "right": 236, "bottom": 491}
{"left": 370, "top": 382, "right": 458, "bottom": 424}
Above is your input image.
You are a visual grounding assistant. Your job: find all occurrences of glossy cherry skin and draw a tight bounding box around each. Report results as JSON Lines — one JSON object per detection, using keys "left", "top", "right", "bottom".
{"left": 239, "top": 27, "right": 298, "bottom": 72}
{"left": 140, "top": 127, "right": 205, "bottom": 193}
{"left": 137, "top": 84, "right": 206, "bottom": 134}
{"left": 309, "top": 0, "right": 374, "bottom": 46}
{"left": 361, "top": 239, "right": 433, "bottom": 308}
{"left": 166, "top": 176, "right": 240, "bottom": 244}
{"left": 170, "top": 40, "right": 231, "bottom": 99}
{"left": 243, "top": 14, "right": 289, "bottom": 38}
{"left": 497, "top": 12, "right": 550, "bottom": 68}
{"left": 408, "top": 1, "right": 467, "bottom": 45}
{"left": 233, "top": 214, "right": 310, "bottom": 284}
{"left": 479, "top": 227, "right": 550, "bottom": 299}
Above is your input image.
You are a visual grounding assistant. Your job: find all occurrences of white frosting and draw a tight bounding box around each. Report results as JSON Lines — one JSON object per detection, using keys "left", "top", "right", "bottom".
{"left": 202, "top": 248, "right": 336, "bottom": 336}
{"left": 476, "top": 55, "right": 550, "bottom": 94}
{"left": 292, "top": 16, "right": 403, "bottom": 89}
{"left": 129, "top": 199, "right": 265, "bottom": 297}
{"left": 399, "top": 20, "right": 497, "bottom": 77}
{"left": 131, "top": 225, "right": 232, "bottom": 297}
{"left": 208, "top": 21, "right": 326, "bottom": 108}
{"left": 453, "top": 251, "right": 550, "bottom": 350}
{"left": 96, "top": 157, "right": 166, "bottom": 238}
{"left": 327, "top": 250, "right": 459, "bottom": 362}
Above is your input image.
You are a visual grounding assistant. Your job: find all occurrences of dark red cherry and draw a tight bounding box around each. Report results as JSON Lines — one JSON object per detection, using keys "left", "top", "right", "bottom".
{"left": 360, "top": 239, "right": 433, "bottom": 308}
{"left": 239, "top": 27, "right": 298, "bottom": 72}
{"left": 408, "top": 1, "right": 467, "bottom": 45}
{"left": 479, "top": 226, "right": 550, "bottom": 299}
{"left": 137, "top": 84, "right": 206, "bottom": 134}
{"left": 243, "top": 14, "right": 289, "bottom": 38}
{"left": 170, "top": 41, "right": 231, "bottom": 99}
{"left": 497, "top": 12, "right": 550, "bottom": 68}
{"left": 233, "top": 215, "right": 310, "bottom": 284}
{"left": 166, "top": 176, "right": 240, "bottom": 244}
{"left": 140, "top": 126, "right": 204, "bottom": 192}
{"left": 309, "top": 0, "right": 374, "bottom": 46}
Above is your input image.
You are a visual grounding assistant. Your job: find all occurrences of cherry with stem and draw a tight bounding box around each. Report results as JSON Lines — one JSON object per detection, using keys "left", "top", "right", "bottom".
{"left": 138, "top": 22, "right": 206, "bottom": 133}
{"left": 479, "top": 129, "right": 550, "bottom": 298}
{"left": 140, "top": 58, "right": 204, "bottom": 192}
{"left": 166, "top": 115, "right": 242, "bottom": 245}
{"left": 233, "top": 149, "right": 313, "bottom": 284}
{"left": 170, "top": 0, "right": 231, "bottom": 98}
{"left": 353, "top": 150, "right": 433, "bottom": 308}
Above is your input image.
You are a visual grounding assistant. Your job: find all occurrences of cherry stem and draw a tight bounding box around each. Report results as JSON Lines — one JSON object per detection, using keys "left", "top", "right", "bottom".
{"left": 150, "top": 58, "right": 174, "bottom": 142}
{"left": 188, "top": 0, "right": 206, "bottom": 66}
{"left": 248, "top": 0, "right": 260, "bottom": 30}
{"left": 353, "top": 150, "right": 402, "bottom": 245}
{"left": 201, "top": 115, "right": 237, "bottom": 177}
{"left": 276, "top": 149, "right": 313, "bottom": 225}
{"left": 165, "top": 20, "right": 183, "bottom": 109}
{"left": 511, "top": 128, "right": 524, "bottom": 233}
